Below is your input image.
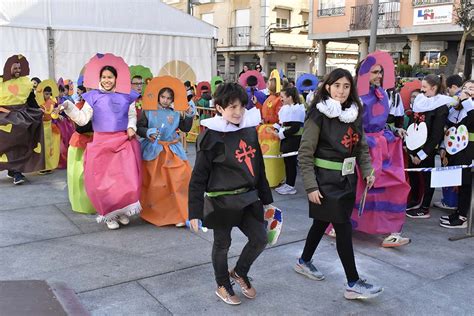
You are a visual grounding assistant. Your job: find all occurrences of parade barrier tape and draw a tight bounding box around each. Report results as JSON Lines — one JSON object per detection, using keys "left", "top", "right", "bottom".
{"left": 263, "top": 151, "right": 298, "bottom": 159}
{"left": 404, "top": 164, "right": 474, "bottom": 172}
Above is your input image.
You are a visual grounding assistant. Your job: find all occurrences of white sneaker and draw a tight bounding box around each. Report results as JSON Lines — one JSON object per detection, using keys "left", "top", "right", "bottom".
{"left": 106, "top": 219, "right": 120, "bottom": 230}
{"left": 275, "top": 184, "right": 289, "bottom": 194}
{"left": 433, "top": 201, "right": 457, "bottom": 211}
{"left": 175, "top": 222, "right": 186, "bottom": 228}
{"left": 382, "top": 233, "right": 410, "bottom": 248}
{"left": 276, "top": 184, "right": 297, "bottom": 195}
{"left": 116, "top": 215, "right": 130, "bottom": 225}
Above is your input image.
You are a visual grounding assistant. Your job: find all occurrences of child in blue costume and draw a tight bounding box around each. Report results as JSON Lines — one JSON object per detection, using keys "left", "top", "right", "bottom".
{"left": 137, "top": 84, "right": 195, "bottom": 227}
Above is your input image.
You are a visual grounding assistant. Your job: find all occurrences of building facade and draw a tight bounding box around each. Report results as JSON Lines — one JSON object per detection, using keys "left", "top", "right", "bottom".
{"left": 163, "top": 0, "right": 359, "bottom": 81}
{"left": 310, "top": 0, "right": 473, "bottom": 78}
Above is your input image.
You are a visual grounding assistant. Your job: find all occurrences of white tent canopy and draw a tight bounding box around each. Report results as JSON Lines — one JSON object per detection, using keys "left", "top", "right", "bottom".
{"left": 0, "top": 0, "right": 217, "bottom": 84}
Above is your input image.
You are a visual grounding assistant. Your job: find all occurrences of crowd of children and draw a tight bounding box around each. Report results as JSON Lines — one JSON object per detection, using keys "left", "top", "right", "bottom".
{"left": 1, "top": 52, "right": 473, "bottom": 306}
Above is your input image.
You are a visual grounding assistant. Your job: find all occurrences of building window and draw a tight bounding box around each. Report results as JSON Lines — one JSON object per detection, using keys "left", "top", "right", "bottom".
{"left": 301, "top": 12, "right": 309, "bottom": 31}
{"left": 318, "top": 0, "right": 345, "bottom": 17}
{"left": 275, "top": 8, "right": 291, "bottom": 28}
{"left": 201, "top": 13, "right": 214, "bottom": 25}
{"left": 286, "top": 63, "right": 296, "bottom": 81}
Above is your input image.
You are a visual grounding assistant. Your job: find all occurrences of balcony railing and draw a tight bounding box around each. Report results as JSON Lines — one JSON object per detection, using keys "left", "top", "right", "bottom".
{"left": 318, "top": 6, "right": 345, "bottom": 17}
{"left": 412, "top": 0, "right": 453, "bottom": 7}
{"left": 350, "top": 1, "right": 400, "bottom": 30}
{"left": 229, "top": 26, "right": 251, "bottom": 47}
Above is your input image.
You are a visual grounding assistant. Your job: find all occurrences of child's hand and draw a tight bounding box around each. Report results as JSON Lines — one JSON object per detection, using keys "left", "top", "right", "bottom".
{"left": 411, "top": 155, "right": 422, "bottom": 166}
{"left": 0, "top": 107, "right": 11, "bottom": 114}
{"left": 308, "top": 190, "right": 323, "bottom": 204}
{"left": 189, "top": 219, "right": 200, "bottom": 233}
{"left": 365, "top": 175, "right": 375, "bottom": 189}
{"left": 127, "top": 127, "right": 136, "bottom": 140}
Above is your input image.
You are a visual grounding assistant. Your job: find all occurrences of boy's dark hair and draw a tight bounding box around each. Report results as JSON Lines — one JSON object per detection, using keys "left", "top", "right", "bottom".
{"left": 77, "top": 85, "right": 86, "bottom": 92}
{"left": 58, "top": 85, "right": 65, "bottom": 93}
{"left": 31, "top": 77, "right": 41, "bottom": 84}
{"left": 64, "top": 84, "right": 69, "bottom": 90}
{"left": 282, "top": 86, "right": 299, "bottom": 104}
{"left": 131, "top": 75, "right": 143, "bottom": 82}
{"left": 446, "top": 75, "right": 462, "bottom": 88}
{"left": 43, "top": 86, "right": 52, "bottom": 93}
{"left": 213, "top": 83, "right": 248, "bottom": 109}
{"left": 184, "top": 81, "right": 192, "bottom": 88}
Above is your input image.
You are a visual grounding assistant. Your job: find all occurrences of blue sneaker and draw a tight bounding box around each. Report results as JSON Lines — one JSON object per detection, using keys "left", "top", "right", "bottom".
{"left": 294, "top": 259, "right": 325, "bottom": 280}
{"left": 13, "top": 172, "right": 25, "bottom": 185}
{"left": 344, "top": 279, "right": 383, "bottom": 300}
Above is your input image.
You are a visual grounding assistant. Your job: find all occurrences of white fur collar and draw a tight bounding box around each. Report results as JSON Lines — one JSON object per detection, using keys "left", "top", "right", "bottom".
{"left": 413, "top": 94, "right": 455, "bottom": 113}
{"left": 316, "top": 98, "right": 358, "bottom": 123}
{"left": 448, "top": 98, "right": 474, "bottom": 124}
{"left": 200, "top": 107, "right": 261, "bottom": 132}
{"left": 278, "top": 103, "right": 306, "bottom": 123}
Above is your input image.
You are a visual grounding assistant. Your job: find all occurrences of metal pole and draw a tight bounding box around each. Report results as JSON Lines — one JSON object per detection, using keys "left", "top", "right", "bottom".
{"left": 368, "top": 0, "right": 379, "bottom": 53}
{"left": 47, "top": 27, "right": 55, "bottom": 79}
{"left": 449, "top": 177, "right": 474, "bottom": 241}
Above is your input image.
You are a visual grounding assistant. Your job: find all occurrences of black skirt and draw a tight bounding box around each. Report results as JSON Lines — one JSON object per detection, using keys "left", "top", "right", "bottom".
{"left": 309, "top": 167, "right": 358, "bottom": 223}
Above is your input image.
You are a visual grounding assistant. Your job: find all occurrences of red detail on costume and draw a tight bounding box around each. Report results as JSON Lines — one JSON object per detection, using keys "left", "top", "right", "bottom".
{"left": 235, "top": 139, "right": 256, "bottom": 177}
{"left": 413, "top": 113, "right": 425, "bottom": 123}
{"left": 341, "top": 127, "right": 360, "bottom": 152}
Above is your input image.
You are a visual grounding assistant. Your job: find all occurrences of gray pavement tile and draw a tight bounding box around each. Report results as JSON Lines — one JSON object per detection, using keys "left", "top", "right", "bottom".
{"left": 78, "top": 282, "right": 171, "bottom": 316}
{"left": 0, "top": 204, "right": 82, "bottom": 247}
{"left": 0, "top": 224, "right": 213, "bottom": 292}
{"left": 138, "top": 240, "right": 426, "bottom": 315}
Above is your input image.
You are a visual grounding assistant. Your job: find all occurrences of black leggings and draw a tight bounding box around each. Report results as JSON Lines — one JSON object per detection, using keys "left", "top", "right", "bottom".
{"left": 301, "top": 219, "right": 359, "bottom": 283}
{"left": 284, "top": 155, "right": 298, "bottom": 187}
{"left": 408, "top": 154, "right": 435, "bottom": 208}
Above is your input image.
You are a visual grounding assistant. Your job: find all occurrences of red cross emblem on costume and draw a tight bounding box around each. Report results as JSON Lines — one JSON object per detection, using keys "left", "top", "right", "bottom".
{"left": 235, "top": 139, "right": 256, "bottom": 177}
{"left": 413, "top": 112, "right": 425, "bottom": 123}
{"left": 341, "top": 127, "right": 360, "bottom": 152}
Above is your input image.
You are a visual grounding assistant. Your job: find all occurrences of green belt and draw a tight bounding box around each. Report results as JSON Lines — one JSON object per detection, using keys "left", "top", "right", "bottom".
{"left": 469, "top": 133, "right": 474, "bottom": 142}
{"left": 205, "top": 187, "right": 249, "bottom": 197}
{"left": 314, "top": 158, "right": 343, "bottom": 171}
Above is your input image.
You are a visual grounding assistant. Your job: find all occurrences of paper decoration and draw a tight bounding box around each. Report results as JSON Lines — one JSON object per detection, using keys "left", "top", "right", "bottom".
{"left": 400, "top": 80, "right": 422, "bottom": 111}
{"left": 211, "top": 76, "right": 223, "bottom": 94}
{"left": 64, "top": 79, "right": 74, "bottom": 96}
{"left": 2, "top": 54, "right": 30, "bottom": 81}
{"left": 269, "top": 69, "right": 281, "bottom": 93}
{"left": 357, "top": 50, "right": 395, "bottom": 96}
{"left": 158, "top": 60, "right": 196, "bottom": 83}
{"left": 444, "top": 125, "right": 469, "bottom": 155}
{"left": 83, "top": 53, "right": 131, "bottom": 93}
{"left": 296, "top": 73, "right": 318, "bottom": 93}
{"left": 406, "top": 122, "right": 428, "bottom": 151}
{"left": 239, "top": 70, "right": 265, "bottom": 90}
{"left": 196, "top": 81, "right": 211, "bottom": 98}
{"left": 264, "top": 204, "right": 283, "bottom": 246}
{"left": 431, "top": 167, "right": 462, "bottom": 188}
{"left": 129, "top": 65, "right": 153, "bottom": 94}
{"left": 142, "top": 76, "right": 188, "bottom": 111}
{"left": 35, "top": 79, "right": 60, "bottom": 106}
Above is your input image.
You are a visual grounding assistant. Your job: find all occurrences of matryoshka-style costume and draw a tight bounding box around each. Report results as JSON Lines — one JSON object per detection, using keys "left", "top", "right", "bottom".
{"left": 137, "top": 76, "right": 194, "bottom": 227}
{"left": 62, "top": 53, "right": 142, "bottom": 224}
{"left": 0, "top": 55, "right": 45, "bottom": 177}
{"left": 351, "top": 51, "right": 410, "bottom": 241}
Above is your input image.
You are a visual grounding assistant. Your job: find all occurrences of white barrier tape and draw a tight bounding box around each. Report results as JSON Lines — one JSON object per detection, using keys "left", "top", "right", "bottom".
{"left": 405, "top": 164, "right": 474, "bottom": 172}
{"left": 263, "top": 151, "right": 298, "bottom": 159}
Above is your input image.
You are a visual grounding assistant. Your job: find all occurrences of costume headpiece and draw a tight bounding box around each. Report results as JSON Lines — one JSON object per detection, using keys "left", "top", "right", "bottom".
{"left": 64, "top": 79, "right": 74, "bottom": 96}
{"left": 35, "top": 79, "right": 60, "bottom": 106}
{"left": 400, "top": 80, "right": 422, "bottom": 110}
{"left": 3, "top": 54, "right": 30, "bottom": 81}
{"left": 269, "top": 69, "right": 281, "bottom": 93}
{"left": 142, "top": 76, "right": 188, "bottom": 111}
{"left": 239, "top": 70, "right": 265, "bottom": 90}
{"left": 211, "top": 76, "right": 223, "bottom": 93}
{"left": 196, "top": 81, "right": 211, "bottom": 98}
{"left": 83, "top": 53, "right": 131, "bottom": 93}
{"left": 296, "top": 73, "right": 318, "bottom": 93}
{"left": 77, "top": 66, "right": 86, "bottom": 86}
{"left": 357, "top": 50, "right": 395, "bottom": 96}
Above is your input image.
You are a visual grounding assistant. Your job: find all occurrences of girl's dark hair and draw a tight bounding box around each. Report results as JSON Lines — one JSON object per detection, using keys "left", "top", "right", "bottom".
{"left": 43, "top": 86, "right": 52, "bottom": 93}
{"left": 77, "top": 85, "right": 86, "bottom": 92}
{"left": 58, "top": 85, "right": 65, "bottom": 93}
{"left": 282, "top": 87, "right": 299, "bottom": 104}
{"left": 311, "top": 68, "right": 361, "bottom": 110}
{"left": 213, "top": 82, "right": 248, "bottom": 111}
{"left": 423, "top": 74, "right": 445, "bottom": 95}
{"left": 100, "top": 65, "right": 117, "bottom": 78}
{"left": 158, "top": 87, "right": 174, "bottom": 102}
{"left": 31, "top": 77, "right": 41, "bottom": 84}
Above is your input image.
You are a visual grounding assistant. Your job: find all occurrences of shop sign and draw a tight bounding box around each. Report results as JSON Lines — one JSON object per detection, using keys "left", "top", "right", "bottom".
{"left": 413, "top": 5, "right": 453, "bottom": 25}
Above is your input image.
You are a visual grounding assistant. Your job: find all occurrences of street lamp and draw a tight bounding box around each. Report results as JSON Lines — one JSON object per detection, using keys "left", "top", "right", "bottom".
{"left": 402, "top": 42, "right": 411, "bottom": 57}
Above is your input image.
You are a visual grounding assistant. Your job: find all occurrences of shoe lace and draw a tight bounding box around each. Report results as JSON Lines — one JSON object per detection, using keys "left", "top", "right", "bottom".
{"left": 356, "top": 279, "right": 372, "bottom": 289}
{"left": 220, "top": 283, "right": 235, "bottom": 296}
{"left": 306, "top": 260, "right": 318, "bottom": 273}
{"left": 233, "top": 272, "right": 252, "bottom": 289}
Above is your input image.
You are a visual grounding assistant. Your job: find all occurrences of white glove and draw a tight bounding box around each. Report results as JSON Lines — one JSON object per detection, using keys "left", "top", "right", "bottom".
{"left": 278, "top": 128, "right": 286, "bottom": 140}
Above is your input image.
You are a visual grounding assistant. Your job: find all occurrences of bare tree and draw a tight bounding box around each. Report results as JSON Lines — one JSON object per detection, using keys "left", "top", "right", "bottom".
{"left": 453, "top": 0, "right": 474, "bottom": 75}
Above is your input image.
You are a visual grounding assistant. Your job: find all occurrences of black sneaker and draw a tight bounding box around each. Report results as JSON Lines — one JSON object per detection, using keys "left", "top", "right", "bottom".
{"left": 440, "top": 216, "right": 467, "bottom": 229}
{"left": 13, "top": 172, "right": 25, "bottom": 185}
{"left": 6, "top": 170, "right": 14, "bottom": 178}
{"left": 440, "top": 212, "right": 459, "bottom": 224}
{"left": 406, "top": 207, "right": 430, "bottom": 219}
{"left": 406, "top": 201, "right": 422, "bottom": 211}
